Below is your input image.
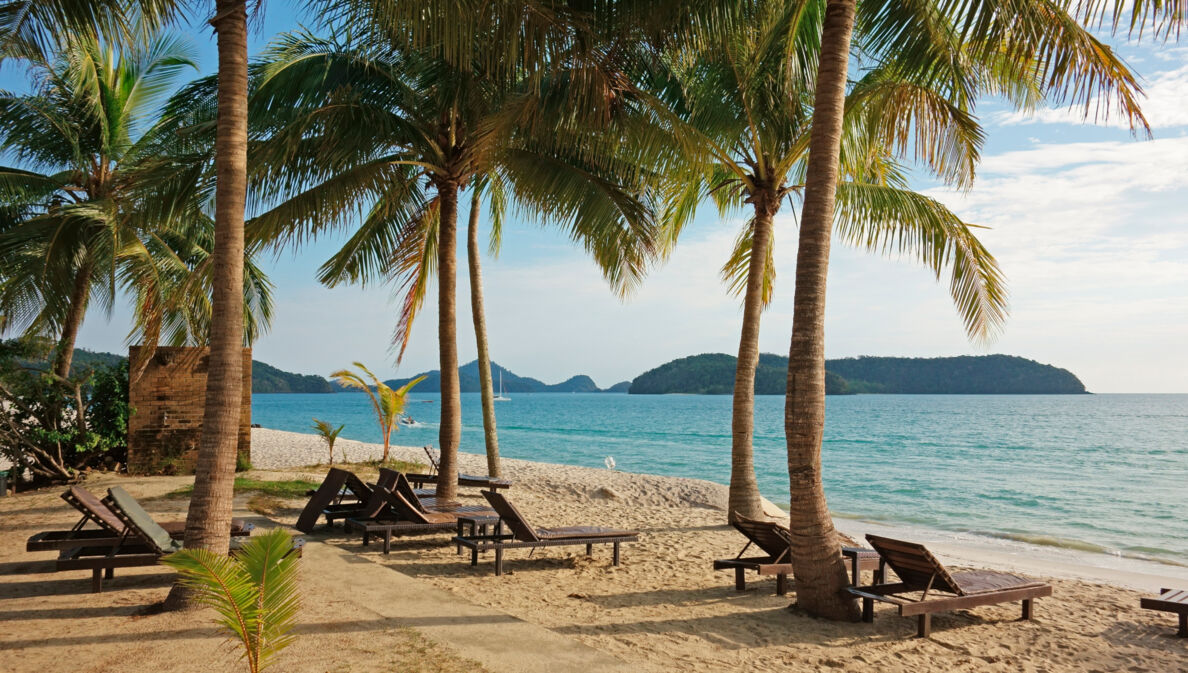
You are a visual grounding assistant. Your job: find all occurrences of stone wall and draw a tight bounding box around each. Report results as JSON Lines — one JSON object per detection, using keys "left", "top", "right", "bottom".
{"left": 127, "top": 346, "right": 251, "bottom": 475}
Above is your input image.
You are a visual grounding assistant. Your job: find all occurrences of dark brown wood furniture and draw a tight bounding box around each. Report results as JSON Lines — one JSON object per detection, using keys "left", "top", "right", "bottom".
{"left": 1140, "top": 588, "right": 1188, "bottom": 637}
{"left": 296, "top": 467, "right": 373, "bottom": 532}
{"left": 848, "top": 534, "right": 1052, "bottom": 638}
{"left": 344, "top": 486, "right": 459, "bottom": 553}
{"left": 416, "top": 446, "right": 513, "bottom": 492}
{"left": 452, "top": 490, "right": 638, "bottom": 576}
{"left": 27, "top": 485, "right": 251, "bottom": 552}
{"left": 712, "top": 514, "right": 881, "bottom": 595}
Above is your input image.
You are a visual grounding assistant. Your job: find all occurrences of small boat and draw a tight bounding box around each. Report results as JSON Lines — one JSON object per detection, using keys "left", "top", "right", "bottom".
{"left": 494, "top": 370, "right": 510, "bottom": 401}
{"left": 399, "top": 415, "right": 419, "bottom": 427}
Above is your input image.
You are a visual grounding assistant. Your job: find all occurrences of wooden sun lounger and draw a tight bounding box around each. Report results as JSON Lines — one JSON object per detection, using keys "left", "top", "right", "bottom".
{"left": 712, "top": 513, "right": 881, "bottom": 595}
{"left": 27, "top": 485, "right": 251, "bottom": 552}
{"left": 1140, "top": 588, "right": 1188, "bottom": 637}
{"left": 296, "top": 467, "right": 373, "bottom": 532}
{"left": 848, "top": 534, "right": 1052, "bottom": 638}
{"left": 452, "top": 490, "right": 638, "bottom": 576}
{"left": 417, "top": 446, "right": 513, "bottom": 492}
{"left": 344, "top": 486, "right": 462, "bottom": 554}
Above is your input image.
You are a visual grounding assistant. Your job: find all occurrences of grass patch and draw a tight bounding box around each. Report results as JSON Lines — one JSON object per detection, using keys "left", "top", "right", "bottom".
{"left": 166, "top": 477, "right": 320, "bottom": 500}
{"left": 247, "top": 494, "right": 286, "bottom": 516}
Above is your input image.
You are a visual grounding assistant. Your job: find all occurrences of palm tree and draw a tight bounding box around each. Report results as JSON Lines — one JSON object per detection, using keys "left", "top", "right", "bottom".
{"left": 331, "top": 363, "right": 424, "bottom": 463}
{"left": 465, "top": 187, "right": 501, "bottom": 477}
{"left": 0, "top": 34, "right": 272, "bottom": 377}
{"left": 653, "top": 2, "right": 1004, "bottom": 525}
{"left": 248, "top": 30, "right": 663, "bottom": 499}
{"left": 785, "top": 0, "right": 1169, "bottom": 619}
{"left": 163, "top": 0, "right": 253, "bottom": 610}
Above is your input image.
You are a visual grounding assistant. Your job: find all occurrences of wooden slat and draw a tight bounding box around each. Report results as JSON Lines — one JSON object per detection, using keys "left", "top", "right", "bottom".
{"left": 897, "top": 585, "right": 1052, "bottom": 617}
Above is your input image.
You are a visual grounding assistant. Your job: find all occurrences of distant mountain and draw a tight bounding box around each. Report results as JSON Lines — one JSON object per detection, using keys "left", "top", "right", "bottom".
{"left": 628, "top": 353, "right": 1087, "bottom": 395}
{"left": 384, "top": 361, "right": 619, "bottom": 393}
{"left": 629, "top": 353, "right": 848, "bottom": 395}
{"left": 604, "top": 381, "right": 632, "bottom": 393}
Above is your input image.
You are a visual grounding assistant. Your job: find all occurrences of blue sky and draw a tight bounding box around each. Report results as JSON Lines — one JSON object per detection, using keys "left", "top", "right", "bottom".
{"left": 8, "top": 7, "right": 1187, "bottom": 392}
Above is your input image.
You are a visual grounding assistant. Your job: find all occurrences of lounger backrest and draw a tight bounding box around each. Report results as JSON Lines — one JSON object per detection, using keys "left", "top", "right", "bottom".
{"left": 357, "top": 484, "right": 391, "bottom": 520}
{"left": 377, "top": 486, "right": 434, "bottom": 524}
{"left": 393, "top": 472, "right": 428, "bottom": 512}
{"left": 481, "top": 490, "right": 540, "bottom": 543}
{"left": 375, "top": 468, "right": 399, "bottom": 492}
{"left": 423, "top": 446, "right": 440, "bottom": 474}
{"left": 104, "top": 486, "right": 182, "bottom": 555}
{"left": 865, "top": 534, "right": 963, "bottom": 595}
{"left": 295, "top": 468, "right": 351, "bottom": 532}
{"left": 63, "top": 485, "right": 127, "bottom": 535}
{"left": 731, "top": 513, "right": 793, "bottom": 561}
{"left": 344, "top": 472, "right": 373, "bottom": 501}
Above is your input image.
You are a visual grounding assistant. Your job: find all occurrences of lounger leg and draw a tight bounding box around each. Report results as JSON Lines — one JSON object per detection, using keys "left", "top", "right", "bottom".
{"left": 1021, "top": 598, "right": 1033, "bottom": 621}
{"left": 383, "top": 530, "right": 391, "bottom": 555}
{"left": 362, "top": 530, "right": 370, "bottom": 547}
{"left": 105, "top": 567, "right": 114, "bottom": 580}
{"left": 92, "top": 568, "right": 102, "bottom": 593}
{"left": 1178, "top": 613, "right": 1186, "bottom": 638}
{"left": 470, "top": 544, "right": 478, "bottom": 566}
{"left": 613, "top": 542, "right": 621, "bottom": 566}
{"left": 734, "top": 567, "right": 746, "bottom": 591}
{"left": 917, "top": 614, "right": 932, "bottom": 638}
{"left": 850, "top": 557, "right": 859, "bottom": 586}
{"left": 862, "top": 597, "right": 874, "bottom": 623}
{"left": 586, "top": 543, "right": 593, "bottom": 556}
{"left": 776, "top": 574, "right": 787, "bottom": 596}
{"left": 494, "top": 548, "right": 503, "bottom": 576}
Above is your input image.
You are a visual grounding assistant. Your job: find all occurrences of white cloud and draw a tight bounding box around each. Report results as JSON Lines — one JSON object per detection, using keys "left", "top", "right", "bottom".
{"left": 995, "top": 61, "right": 1188, "bottom": 130}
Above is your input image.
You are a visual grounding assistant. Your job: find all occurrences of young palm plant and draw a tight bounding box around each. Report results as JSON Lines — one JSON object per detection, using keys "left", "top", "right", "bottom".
{"left": 160, "top": 528, "right": 301, "bottom": 673}
{"left": 311, "top": 418, "right": 345, "bottom": 465}
{"left": 331, "top": 363, "right": 424, "bottom": 463}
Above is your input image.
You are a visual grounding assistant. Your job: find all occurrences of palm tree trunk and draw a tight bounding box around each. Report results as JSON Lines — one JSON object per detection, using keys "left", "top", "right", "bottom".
{"left": 435, "top": 181, "right": 461, "bottom": 500}
{"left": 163, "top": 0, "right": 249, "bottom": 611}
{"left": 783, "top": 0, "right": 860, "bottom": 621}
{"left": 467, "top": 193, "right": 501, "bottom": 477}
{"left": 52, "top": 261, "right": 92, "bottom": 379}
{"left": 728, "top": 191, "right": 776, "bottom": 523}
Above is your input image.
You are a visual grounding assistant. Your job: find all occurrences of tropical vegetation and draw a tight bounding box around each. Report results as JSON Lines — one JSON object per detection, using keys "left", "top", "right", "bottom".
{"left": 160, "top": 528, "right": 302, "bottom": 673}
{"left": 0, "top": 0, "right": 1179, "bottom": 626}
{"left": 311, "top": 418, "right": 345, "bottom": 465}
{"left": 330, "top": 362, "right": 423, "bottom": 463}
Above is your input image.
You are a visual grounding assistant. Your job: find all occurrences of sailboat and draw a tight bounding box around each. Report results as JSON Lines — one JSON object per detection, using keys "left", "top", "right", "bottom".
{"left": 493, "top": 369, "right": 510, "bottom": 401}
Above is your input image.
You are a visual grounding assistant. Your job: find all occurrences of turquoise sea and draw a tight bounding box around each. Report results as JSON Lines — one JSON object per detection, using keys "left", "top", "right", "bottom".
{"left": 253, "top": 392, "right": 1188, "bottom": 566}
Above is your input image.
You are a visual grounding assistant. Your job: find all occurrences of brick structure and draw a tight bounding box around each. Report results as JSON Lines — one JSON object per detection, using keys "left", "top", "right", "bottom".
{"left": 127, "top": 346, "right": 251, "bottom": 475}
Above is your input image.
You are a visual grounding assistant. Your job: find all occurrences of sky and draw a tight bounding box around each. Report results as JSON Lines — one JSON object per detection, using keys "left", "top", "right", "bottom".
{"left": 8, "top": 7, "right": 1188, "bottom": 393}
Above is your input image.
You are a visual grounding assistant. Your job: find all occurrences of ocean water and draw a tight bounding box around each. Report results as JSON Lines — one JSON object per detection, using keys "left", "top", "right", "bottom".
{"left": 253, "top": 392, "right": 1188, "bottom": 565}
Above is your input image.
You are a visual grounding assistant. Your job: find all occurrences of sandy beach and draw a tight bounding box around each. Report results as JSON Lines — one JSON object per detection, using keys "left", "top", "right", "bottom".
{"left": 2, "top": 427, "right": 1185, "bottom": 672}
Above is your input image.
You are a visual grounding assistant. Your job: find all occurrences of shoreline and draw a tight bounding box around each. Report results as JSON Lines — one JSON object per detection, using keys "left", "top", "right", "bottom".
{"left": 252, "top": 426, "right": 1188, "bottom": 592}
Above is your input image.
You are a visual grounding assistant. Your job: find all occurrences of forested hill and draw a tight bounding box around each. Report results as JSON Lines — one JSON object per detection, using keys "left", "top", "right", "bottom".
{"left": 41, "top": 349, "right": 336, "bottom": 393}
{"left": 629, "top": 354, "right": 849, "bottom": 395}
{"left": 825, "top": 355, "right": 1087, "bottom": 394}
{"left": 628, "top": 353, "right": 1087, "bottom": 395}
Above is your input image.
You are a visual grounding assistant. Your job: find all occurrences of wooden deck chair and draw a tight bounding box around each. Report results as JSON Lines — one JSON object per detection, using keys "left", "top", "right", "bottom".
{"left": 344, "top": 486, "right": 460, "bottom": 553}
{"left": 712, "top": 513, "right": 880, "bottom": 595}
{"left": 27, "top": 486, "right": 252, "bottom": 552}
{"left": 413, "top": 447, "right": 512, "bottom": 492}
{"left": 1140, "top": 588, "right": 1188, "bottom": 637}
{"left": 385, "top": 469, "right": 495, "bottom": 516}
{"left": 452, "top": 490, "right": 638, "bottom": 576}
{"left": 295, "top": 467, "right": 372, "bottom": 532}
{"left": 849, "top": 534, "right": 1052, "bottom": 637}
